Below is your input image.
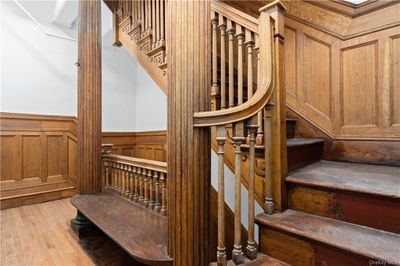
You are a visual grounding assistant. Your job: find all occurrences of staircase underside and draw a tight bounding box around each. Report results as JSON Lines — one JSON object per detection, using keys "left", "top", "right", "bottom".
{"left": 70, "top": 193, "right": 172, "bottom": 265}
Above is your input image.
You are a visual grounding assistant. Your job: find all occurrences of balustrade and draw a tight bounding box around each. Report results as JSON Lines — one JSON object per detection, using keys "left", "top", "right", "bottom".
{"left": 193, "top": 1, "right": 284, "bottom": 264}
{"left": 102, "top": 153, "right": 168, "bottom": 216}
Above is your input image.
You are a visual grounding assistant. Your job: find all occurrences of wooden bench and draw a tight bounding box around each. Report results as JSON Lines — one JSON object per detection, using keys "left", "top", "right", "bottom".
{"left": 71, "top": 192, "right": 172, "bottom": 265}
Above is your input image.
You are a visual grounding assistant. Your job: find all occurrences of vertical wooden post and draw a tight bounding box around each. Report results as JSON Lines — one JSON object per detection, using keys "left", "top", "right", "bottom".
{"left": 259, "top": 1, "right": 287, "bottom": 211}
{"left": 77, "top": 0, "right": 102, "bottom": 195}
{"left": 167, "top": 1, "right": 211, "bottom": 265}
{"left": 72, "top": 0, "right": 102, "bottom": 236}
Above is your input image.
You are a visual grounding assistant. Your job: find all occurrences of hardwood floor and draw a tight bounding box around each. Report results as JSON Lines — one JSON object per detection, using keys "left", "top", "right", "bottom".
{"left": 0, "top": 198, "right": 143, "bottom": 266}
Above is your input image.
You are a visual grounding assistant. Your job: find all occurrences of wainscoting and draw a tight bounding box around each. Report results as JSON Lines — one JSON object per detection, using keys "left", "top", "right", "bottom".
{"left": 102, "top": 130, "right": 166, "bottom": 162}
{"left": 0, "top": 113, "right": 77, "bottom": 209}
{"left": 0, "top": 112, "right": 167, "bottom": 209}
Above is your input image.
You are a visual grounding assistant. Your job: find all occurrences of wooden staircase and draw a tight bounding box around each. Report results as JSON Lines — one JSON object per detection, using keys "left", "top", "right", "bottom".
{"left": 255, "top": 117, "right": 400, "bottom": 266}
{"left": 70, "top": 0, "right": 400, "bottom": 265}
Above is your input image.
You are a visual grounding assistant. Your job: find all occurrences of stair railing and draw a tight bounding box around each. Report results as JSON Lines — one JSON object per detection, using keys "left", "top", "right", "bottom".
{"left": 113, "top": 0, "right": 167, "bottom": 71}
{"left": 102, "top": 152, "right": 168, "bottom": 216}
{"left": 194, "top": 1, "right": 285, "bottom": 264}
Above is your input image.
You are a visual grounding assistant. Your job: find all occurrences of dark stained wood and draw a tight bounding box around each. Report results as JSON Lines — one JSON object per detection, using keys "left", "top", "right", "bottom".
{"left": 288, "top": 184, "right": 400, "bottom": 234}
{"left": 256, "top": 210, "right": 400, "bottom": 264}
{"left": 286, "top": 160, "right": 400, "bottom": 198}
{"left": 167, "top": 0, "right": 211, "bottom": 264}
{"left": 70, "top": 192, "right": 172, "bottom": 265}
{"left": 287, "top": 138, "right": 324, "bottom": 172}
{"left": 77, "top": 0, "right": 102, "bottom": 194}
{"left": 285, "top": 118, "right": 296, "bottom": 139}
{"left": 286, "top": 108, "right": 400, "bottom": 166}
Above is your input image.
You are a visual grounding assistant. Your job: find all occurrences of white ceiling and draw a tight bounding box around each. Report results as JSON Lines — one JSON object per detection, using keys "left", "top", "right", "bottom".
{"left": 342, "top": 0, "right": 369, "bottom": 4}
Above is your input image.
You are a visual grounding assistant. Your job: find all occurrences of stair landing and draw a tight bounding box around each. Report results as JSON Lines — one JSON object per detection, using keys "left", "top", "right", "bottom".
{"left": 70, "top": 192, "right": 172, "bottom": 265}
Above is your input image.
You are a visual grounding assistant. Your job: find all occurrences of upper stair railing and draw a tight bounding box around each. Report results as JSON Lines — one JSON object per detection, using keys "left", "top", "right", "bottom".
{"left": 193, "top": 1, "right": 286, "bottom": 264}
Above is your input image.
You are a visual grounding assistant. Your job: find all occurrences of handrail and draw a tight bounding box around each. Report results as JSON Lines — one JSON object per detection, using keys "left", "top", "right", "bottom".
{"left": 211, "top": 1, "right": 259, "bottom": 34}
{"left": 103, "top": 154, "right": 167, "bottom": 173}
{"left": 193, "top": 9, "right": 275, "bottom": 127}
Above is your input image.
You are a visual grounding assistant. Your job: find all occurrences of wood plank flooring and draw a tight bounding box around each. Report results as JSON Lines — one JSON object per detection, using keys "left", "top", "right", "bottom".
{"left": 0, "top": 198, "right": 144, "bottom": 266}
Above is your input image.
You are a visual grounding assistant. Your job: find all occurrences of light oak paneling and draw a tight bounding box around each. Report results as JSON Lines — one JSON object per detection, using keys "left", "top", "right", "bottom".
{"left": 0, "top": 113, "right": 78, "bottom": 209}
{"left": 341, "top": 42, "right": 377, "bottom": 127}
{"left": 392, "top": 35, "right": 400, "bottom": 126}
{"left": 102, "top": 131, "right": 167, "bottom": 162}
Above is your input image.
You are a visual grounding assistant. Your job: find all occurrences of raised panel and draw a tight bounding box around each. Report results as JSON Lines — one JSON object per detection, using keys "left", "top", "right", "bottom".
{"left": 0, "top": 135, "right": 20, "bottom": 181}
{"left": 392, "top": 36, "right": 400, "bottom": 125}
{"left": 47, "top": 135, "right": 63, "bottom": 177}
{"left": 68, "top": 137, "right": 77, "bottom": 180}
{"left": 304, "top": 35, "right": 332, "bottom": 118}
{"left": 285, "top": 27, "right": 297, "bottom": 97}
{"left": 22, "top": 135, "right": 41, "bottom": 179}
{"left": 121, "top": 147, "right": 133, "bottom": 157}
{"left": 341, "top": 42, "right": 378, "bottom": 127}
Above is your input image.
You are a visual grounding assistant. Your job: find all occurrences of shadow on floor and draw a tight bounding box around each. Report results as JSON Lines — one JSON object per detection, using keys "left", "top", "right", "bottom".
{"left": 67, "top": 225, "right": 145, "bottom": 266}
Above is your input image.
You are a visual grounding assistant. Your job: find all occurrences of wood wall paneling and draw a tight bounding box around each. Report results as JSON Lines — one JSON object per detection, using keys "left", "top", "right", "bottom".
{"left": 0, "top": 113, "right": 78, "bottom": 209}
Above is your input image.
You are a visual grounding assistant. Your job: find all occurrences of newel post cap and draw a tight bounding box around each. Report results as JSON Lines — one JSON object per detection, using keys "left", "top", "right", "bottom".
{"left": 259, "top": 0, "right": 287, "bottom": 13}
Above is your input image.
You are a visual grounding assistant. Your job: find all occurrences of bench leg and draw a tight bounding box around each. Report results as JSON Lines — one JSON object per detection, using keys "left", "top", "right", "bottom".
{"left": 71, "top": 211, "right": 95, "bottom": 237}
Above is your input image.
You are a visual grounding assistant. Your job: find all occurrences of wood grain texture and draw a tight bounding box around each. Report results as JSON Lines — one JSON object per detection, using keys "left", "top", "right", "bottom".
{"left": 102, "top": 131, "right": 167, "bottom": 161}
{"left": 77, "top": 0, "right": 102, "bottom": 194}
{"left": 0, "top": 198, "right": 147, "bottom": 266}
{"left": 167, "top": 0, "right": 211, "bottom": 264}
{"left": 0, "top": 113, "right": 77, "bottom": 209}
{"left": 71, "top": 193, "right": 172, "bottom": 265}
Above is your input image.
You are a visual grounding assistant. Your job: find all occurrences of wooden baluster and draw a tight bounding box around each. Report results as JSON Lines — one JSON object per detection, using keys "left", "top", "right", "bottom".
{"left": 128, "top": 0, "right": 132, "bottom": 24}
{"left": 155, "top": 0, "right": 160, "bottom": 45}
{"left": 102, "top": 160, "right": 106, "bottom": 191}
{"left": 110, "top": 162, "right": 115, "bottom": 192}
{"left": 116, "top": 163, "right": 122, "bottom": 194}
{"left": 139, "top": 168, "right": 145, "bottom": 203}
{"left": 219, "top": 14, "right": 226, "bottom": 110}
{"left": 246, "top": 117, "right": 258, "bottom": 260}
{"left": 211, "top": 12, "right": 219, "bottom": 111}
{"left": 151, "top": 0, "right": 155, "bottom": 39}
{"left": 216, "top": 125, "right": 227, "bottom": 265}
{"left": 245, "top": 29, "right": 254, "bottom": 100}
{"left": 227, "top": 19, "right": 235, "bottom": 108}
{"left": 133, "top": 167, "right": 139, "bottom": 202}
{"left": 129, "top": 165, "right": 134, "bottom": 200}
{"left": 264, "top": 103, "right": 275, "bottom": 214}
{"left": 126, "top": 165, "right": 132, "bottom": 199}
{"left": 160, "top": 172, "right": 167, "bottom": 216}
{"left": 232, "top": 123, "right": 245, "bottom": 264}
{"left": 144, "top": 169, "right": 150, "bottom": 207}
{"left": 121, "top": 164, "right": 127, "bottom": 197}
{"left": 149, "top": 169, "right": 155, "bottom": 209}
{"left": 257, "top": 110, "right": 264, "bottom": 146}
{"left": 236, "top": 24, "right": 244, "bottom": 105}
{"left": 160, "top": 0, "right": 165, "bottom": 44}
{"left": 145, "top": 0, "right": 149, "bottom": 33}
{"left": 154, "top": 171, "right": 161, "bottom": 213}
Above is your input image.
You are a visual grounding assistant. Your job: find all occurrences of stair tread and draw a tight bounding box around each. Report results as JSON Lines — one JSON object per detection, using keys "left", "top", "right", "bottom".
{"left": 286, "top": 160, "right": 400, "bottom": 198}
{"left": 287, "top": 138, "right": 324, "bottom": 148}
{"left": 71, "top": 192, "right": 172, "bottom": 265}
{"left": 256, "top": 210, "right": 400, "bottom": 264}
{"left": 286, "top": 117, "right": 297, "bottom": 123}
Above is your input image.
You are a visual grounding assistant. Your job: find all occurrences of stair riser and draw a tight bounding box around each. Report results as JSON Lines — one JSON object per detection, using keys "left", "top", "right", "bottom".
{"left": 286, "top": 121, "right": 296, "bottom": 139}
{"left": 287, "top": 184, "right": 400, "bottom": 234}
{"left": 259, "top": 228, "right": 375, "bottom": 266}
{"left": 287, "top": 143, "right": 323, "bottom": 172}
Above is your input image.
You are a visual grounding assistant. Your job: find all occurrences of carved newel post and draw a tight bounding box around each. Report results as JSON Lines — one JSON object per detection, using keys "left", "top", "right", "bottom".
{"left": 71, "top": 0, "right": 102, "bottom": 236}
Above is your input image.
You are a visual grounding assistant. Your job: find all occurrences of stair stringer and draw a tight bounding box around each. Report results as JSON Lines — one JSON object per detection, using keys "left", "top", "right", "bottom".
{"left": 118, "top": 18, "right": 168, "bottom": 95}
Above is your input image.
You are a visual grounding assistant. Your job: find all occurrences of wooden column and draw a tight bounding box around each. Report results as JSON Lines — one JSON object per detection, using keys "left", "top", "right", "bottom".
{"left": 167, "top": 1, "right": 211, "bottom": 265}
{"left": 77, "top": 0, "right": 102, "bottom": 194}
{"left": 71, "top": 0, "right": 102, "bottom": 236}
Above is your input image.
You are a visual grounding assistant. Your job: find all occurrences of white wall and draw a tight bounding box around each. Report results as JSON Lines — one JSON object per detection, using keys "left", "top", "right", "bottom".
{"left": 0, "top": 1, "right": 139, "bottom": 132}
{"left": 1, "top": 1, "right": 77, "bottom": 116}
{"left": 134, "top": 63, "right": 167, "bottom": 131}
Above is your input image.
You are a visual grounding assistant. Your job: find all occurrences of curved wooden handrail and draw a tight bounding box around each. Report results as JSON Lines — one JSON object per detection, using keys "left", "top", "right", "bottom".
{"left": 193, "top": 11, "right": 275, "bottom": 127}
{"left": 103, "top": 154, "right": 167, "bottom": 173}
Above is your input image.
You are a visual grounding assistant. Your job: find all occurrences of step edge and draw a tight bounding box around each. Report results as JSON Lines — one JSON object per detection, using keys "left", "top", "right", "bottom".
{"left": 255, "top": 211, "right": 400, "bottom": 264}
